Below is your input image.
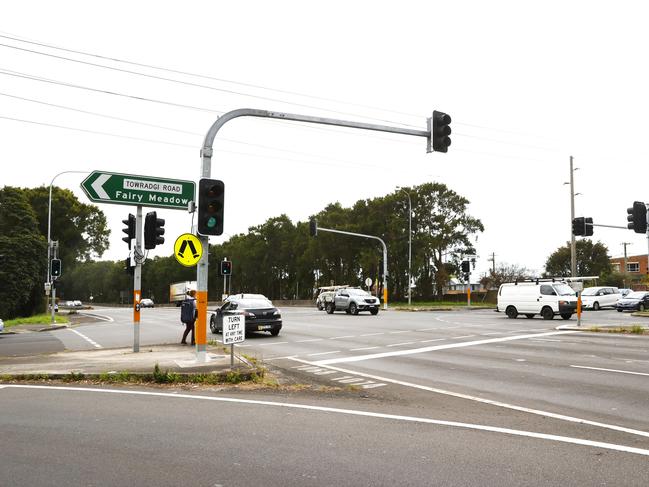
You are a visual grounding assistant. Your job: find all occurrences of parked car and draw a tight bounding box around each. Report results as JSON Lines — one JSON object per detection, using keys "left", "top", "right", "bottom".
{"left": 73, "top": 300, "right": 82, "bottom": 307}
{"left": 325, "top": 288, "right": 380, "bottom": 315}
{"left": 316, "top": 291, "right": 335, "bottom": 310}
{"left": 140, "top": 298, "right": 154, "bottom": 308}
{"left": 210, "top": 294, "right": 282, "bottom": 336}
{"left": 64, "top": 301, "right": 75, "bottom": 308}
{"left": 615, "top": 291, "right": 649, "bottom": 312}
{"left": 0, "top": 319, "right": 4, "bottom": 333}
{"left": 618, "top": 288, "right": 632, "bottom": 297}
{"left": 580, "top": 287, "right": 622, "bottom": 310}
{"left": 497, "top": 281, "right": 577, "bottom": 320}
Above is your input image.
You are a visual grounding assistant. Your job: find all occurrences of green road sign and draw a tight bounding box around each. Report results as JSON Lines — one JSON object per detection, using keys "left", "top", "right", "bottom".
{"left": 81, "top": 171, "right": 195, "bottom": 210}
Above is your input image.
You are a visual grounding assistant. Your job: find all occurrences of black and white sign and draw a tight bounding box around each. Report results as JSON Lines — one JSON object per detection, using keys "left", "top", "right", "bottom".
{"left": 223, "top": 314, "right": 245, "bottom": 345}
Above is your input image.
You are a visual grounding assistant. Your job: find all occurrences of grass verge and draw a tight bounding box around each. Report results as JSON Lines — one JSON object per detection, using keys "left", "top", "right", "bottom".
{"left": 587, "top": 325, "right": 647, "bottom": 334}
{"left": 4, "top": 313, "right": 69, "bottom": 328}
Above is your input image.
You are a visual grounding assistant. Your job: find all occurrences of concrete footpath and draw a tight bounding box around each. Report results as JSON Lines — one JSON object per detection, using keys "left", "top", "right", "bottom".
{"left": 0, "top": 343, "right": 248, "bottom": 377}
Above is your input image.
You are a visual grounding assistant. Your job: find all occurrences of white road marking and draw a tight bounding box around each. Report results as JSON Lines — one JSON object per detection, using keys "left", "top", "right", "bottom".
{"left": 257, "top": 341, "right": 288, "bottom": 347}
{"left": 481, "top": 332, "right": 503, "bottom": 336}
{"left": 68, "top": 329, "right": 102, "bottom": 348}
{"left": 313, "top": 370, "right": 337, "bottom": 376}
{"left": 78, "top": 312, "right": 114, "bottom": 322}
{"left": 295, "top": 339, "right": 323, "bottom": 343}
{"left": 307, "top": 350, "right": 341, "bottom": 357}
{"left": 5, "top": 385, "right": 649, "bottom": 457}
{"left": 360, "top": 332, "right": 384, "bottom": 337}
{"left": 570, "top": 365, "right": 649, "bottom": 377}
{"left": 329, "top": 336, "right": 355, "bottom": 339}
{"left": 289, "top": 358, "right": 649, "bottom": 440}
{"left": 314, "top": 331, "right": 578, "bottom": 366}
{"left": 387, "top": 342, "right": 416, "bottom": 347}
{"left": 530, "top": 338, "right": 563, "bottom": 342}
{"left": 389, "top": 330, "right": 410, "bottom": 334}
{"left": 453, "top": 335, "right": 476, "bottom": 339}
{"left": 416, "top": 327, "right": 440, "bottom": 331}
{"left": 350, "top": 346, "right": 380, "bottom": 351}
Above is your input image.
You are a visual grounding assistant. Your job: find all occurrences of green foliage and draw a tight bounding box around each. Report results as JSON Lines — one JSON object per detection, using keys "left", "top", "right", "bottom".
{"left": 0, "top": 187, "right": 47, "bottom": 319}
{"left": 4, "top": 314, "right": 68, "bottom": 327}
{"left": 480, "top": 263, "right": 533, "bottom": 290}
{"left": 544, "top": 240, "right": 612, "bottom": 278}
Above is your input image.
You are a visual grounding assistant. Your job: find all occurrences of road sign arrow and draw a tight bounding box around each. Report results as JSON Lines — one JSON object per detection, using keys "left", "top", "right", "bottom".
{"left": 91, "top": 174, "right": 111, "bottom": 199}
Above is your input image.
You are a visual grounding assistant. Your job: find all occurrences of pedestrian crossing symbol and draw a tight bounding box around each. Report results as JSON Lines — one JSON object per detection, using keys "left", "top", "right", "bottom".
{"left": 174, "top": 233, "right": 203, "bottom": 267}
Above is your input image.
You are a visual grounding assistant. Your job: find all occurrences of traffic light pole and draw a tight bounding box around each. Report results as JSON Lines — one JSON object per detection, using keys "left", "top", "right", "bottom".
{"left": 133, "top": 205, "right": 143, "bottom": 353}
{"left": 569, "top": 156, "right": 577, "bottom": 278}
{"left": 197, "top": 108, "right": 439, "bottom": 360}
{"left": 317, "top": 226, "right": 389, "bottom": 309}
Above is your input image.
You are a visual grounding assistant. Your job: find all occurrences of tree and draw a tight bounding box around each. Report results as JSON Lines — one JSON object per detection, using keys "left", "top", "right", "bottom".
{"left": 544, "top": 240, "right": 612, "bottom": 278}
{"left": 480, "top": 263, "right": 533, "bottom": 290}
{"left": 0, "top": 187, "right": 47, "bottom": 318}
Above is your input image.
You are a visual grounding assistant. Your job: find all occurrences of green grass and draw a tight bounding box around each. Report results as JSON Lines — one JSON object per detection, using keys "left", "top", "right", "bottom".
{"left": 4, "top": 313, "right": 68, "bottom": 328}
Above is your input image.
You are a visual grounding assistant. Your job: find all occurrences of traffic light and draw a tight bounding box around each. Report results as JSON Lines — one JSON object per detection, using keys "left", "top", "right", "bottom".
{"left": 431, "top": 110, "right": 452, "bottom": 153}
{"left": 461, "top": 260, "right": 470, "bottom": 273}
{"left": 572, "top": 217, "right": 585, "bottom": 236}
{"left": 584, "top": 217, "right": 594, "bottom": 237}
{"left": 124, "top": 256, "right": 134, "bottom": 275}
{"left": 51, "top": 259, "right": 62, "bottom": 278}
{"left": 144, "top": 211, "right": 165, "bottom": 249}
{"left": 220, "top": 260, "right": 232, "bottom": 276}
{"left": 122, "top": 213, "right": 135, "bottom": 249}
{"left": 309, "top": 218, "right": 318, "bottom": 237}
{"left": 627, "top": 201, "right": 647, "bottom": 234}
{"left": 197, "top": 178, "right": 225, "bottom": 236}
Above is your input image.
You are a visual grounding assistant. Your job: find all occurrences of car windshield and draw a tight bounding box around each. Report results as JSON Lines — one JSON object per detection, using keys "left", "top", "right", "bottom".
{"left": 346, "top": 289, "right": 370, "bottom": 296}
{"left": 553, "top": 284, "right": 575, "bottom": 296}
{"left": 581, "top": 288, "right": 598, "bottom": 296}
{"left": 235, "top": 299, "right": 274, "bottom": 309}
{"left": 626, "top": 292, "right": 646, "bottom": 299}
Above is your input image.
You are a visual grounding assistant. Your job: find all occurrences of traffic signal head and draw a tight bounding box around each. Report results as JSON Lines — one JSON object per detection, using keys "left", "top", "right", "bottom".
{"left": 144, "top": 211, "right": 165, "bottom": 249}
{"left": 572, "top": 217, "right": 585, "bottom": 236}
{"left": 124, "top": 256, "right": 134, "bottom": 275}
{"left": 461, "top": 260, "right": 470, "bottom": 273}
{"left": 197, "top": 178, "right": 225, "bottom": 236}
{"left": 51, "top": 258, "right": 62, "bottom": 278}
{"left": 122, "top": 213, "right": 135, "bottom": 249}
{"left": 220, "top": 260, "right": 232, "bottom": 276}
{"left": 584, "top": 217, "right": 594, "bottom": 237}
{"left": 309, "top": 218, "right": 318, "bottom": 237}
{"left": 627, "top": 201, "right": 647, "bottom": 234}
{"left": 431, "top": 110, "right": 452, "bottom": 153}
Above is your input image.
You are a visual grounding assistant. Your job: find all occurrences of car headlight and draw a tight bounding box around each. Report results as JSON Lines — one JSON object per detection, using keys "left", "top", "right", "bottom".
{"left": 273, "top": 310, "right": 281, "bottom": 316}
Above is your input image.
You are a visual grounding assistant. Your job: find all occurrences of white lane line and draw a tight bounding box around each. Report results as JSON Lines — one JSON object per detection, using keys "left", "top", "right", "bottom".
{"left": 307, "top": 350, "right": 341, "bottom": 357}
{"left": 78, "top": 312, "right": 113, "bottom": 322}
{"left": 337, "top": 378, "right": 367, "bottom": 384}
{"left": 329, "top": 336, "right": 355, "bottom": 339}
{"left": 481, "top": 332, "right": 503, "bottom": 336}
{"left": 419, "top": 338, "right": 446, "bottom": 343}
{"left": 530, "top": 338, "right": 563, "bottom": 342}
{"left": 313, "top": 370, "right": 338, "bottom": 376}
{"left": 68, "top": 329, "right": 102, "bottom": 349}
{"left": 360, "top": 333, "right": 384, "bottom": 337}
{"left": 570, "top": 365, "right": 649, "bottom": 377}
{"left": 417, "top": 327, "right": 440, "bottom": 331}
{"left": 453, "top": 335, "right": 476, "bottom": 339}
{"left": 6, "top": 385, "right": 649, "bottom": 457}
{"left": 389, "top": 330, "right": 410, "bottom": 334}
{"left": 350, "top": 346, "right": 380, "bottom": 351}
{"left": 331, "top": 376, "right": 354, "bottom": 381}
{"left": 257, "top": 341, "right": 288, "bottom": 347}
{"left": 387, "top": 342, "right": 416, "bottom": 347}
{"left": 314, "top": 331, "right": 579, "bottom": 366}
{"left": 295, "top": 339, "right": 323, "bottom": 343}
{"left": 289, "top": 357, "right": 649, "bottom": 440}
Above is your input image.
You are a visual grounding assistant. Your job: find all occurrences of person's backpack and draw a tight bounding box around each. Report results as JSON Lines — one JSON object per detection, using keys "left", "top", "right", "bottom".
{"left": 180, "top": 298, "right": 195, "bottom": 323}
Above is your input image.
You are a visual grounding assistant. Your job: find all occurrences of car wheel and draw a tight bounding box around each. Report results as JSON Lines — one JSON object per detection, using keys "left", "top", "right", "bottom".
{"left": 370, "top": 308, "right": 379, "bottom": 316}
{"left": 349, "top": 303, "right": 359, "bottom": 315}
{"left": 345, "top": 309, "right": 351, "bottom": 314}
{"left": 505, "top": 306, "right": 518, "bottom": 319}
{"left": 270, "top": 328, "right": 280, "bottom": 337}
{"left": 541, "top": 307, "right": 554, "bottom": 320}
{"left": 317, "top": 303, "right": 323, "bottom": 311}
{"left": 560, "top": 313, "right": 572, "bottom": 320}
{"left": 593, "top": 301, "right": 600, "bottom": 311}
{"left": 210, "top": 315, "right": 217, "bottom": 334}
{"left": 326, "top": 303, "right": 335, "bottom": 314}
{"left": 617, "top": 308, "right": 623, "bottom": 312}
{"left": 639, "top": 304, "right": 646, "bottom": 312}
{"left": 525, "top": 314, "right": 534, "bottom": 319}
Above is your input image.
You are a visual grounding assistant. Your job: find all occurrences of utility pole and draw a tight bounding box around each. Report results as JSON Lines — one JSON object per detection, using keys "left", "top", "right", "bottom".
{"left": 487, "top": 252, "right": 496, "bottom": 274}
{"left": 621, "top": 242, "right": 631, "bottom": 277}
{"left": 397, "top": 187, "right": 412, "bottom": 305}
{"left": 569, "top": 156, "right": 577, "bottom": 277}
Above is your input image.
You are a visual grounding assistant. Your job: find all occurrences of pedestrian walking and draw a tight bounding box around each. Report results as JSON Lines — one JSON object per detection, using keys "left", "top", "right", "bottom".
{"left": 180, "top": 289, "right": 197, "bottom": 345}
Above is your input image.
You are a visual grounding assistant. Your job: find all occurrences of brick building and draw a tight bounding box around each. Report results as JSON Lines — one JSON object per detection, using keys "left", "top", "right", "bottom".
{"left": 609, "top": 254, "right": 648, "bottom": 289}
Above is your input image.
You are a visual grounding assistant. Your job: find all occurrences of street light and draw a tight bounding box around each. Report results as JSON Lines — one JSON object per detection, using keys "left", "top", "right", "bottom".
{"left": 396, "top": 186, "right": 412, "bottom": 305}
{"left": 47, "top": 170, "right": 89, "bottom": 324}
{"left": 563, "top": 157, "right": 580, "bottom": 277}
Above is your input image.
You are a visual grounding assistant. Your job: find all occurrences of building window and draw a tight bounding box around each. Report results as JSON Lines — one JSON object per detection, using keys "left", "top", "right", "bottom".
{"left": 627, "top": 262, "right": 640, "bottom": 273}
{"left": 612, "top": 263, "right": 620, "bottom": 272}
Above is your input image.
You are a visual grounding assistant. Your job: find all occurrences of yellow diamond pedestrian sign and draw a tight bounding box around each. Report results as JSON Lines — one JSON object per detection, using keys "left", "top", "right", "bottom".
{"left": 174, "top": 233, "right": 203, "bottom": 267}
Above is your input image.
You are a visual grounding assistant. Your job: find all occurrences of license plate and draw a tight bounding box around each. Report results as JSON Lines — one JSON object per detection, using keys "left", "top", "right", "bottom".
{"left": 258, "top": 325, "right": 272, "bottom": 330}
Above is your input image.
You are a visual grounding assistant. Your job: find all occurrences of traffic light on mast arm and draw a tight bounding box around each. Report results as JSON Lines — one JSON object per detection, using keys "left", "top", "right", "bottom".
{"left": 122, "top": 213, "right": 135, "bottom": 249}
{"left": 144, "top": 211, "right": 165, "bottom": 249}
{"left": 627, "top": 201, "right": 647, "bottom": 234}
{"left": 197, "top": 178, "right": 225, "bottom": 236}
{"left": 572, "top": 217, "right": 594, "bottom": 237}
{"left": 431, "top": 110, "right": 452, "bottom": 153}
{"left": 309, "top": 218, "right": 318, "bottom": 237}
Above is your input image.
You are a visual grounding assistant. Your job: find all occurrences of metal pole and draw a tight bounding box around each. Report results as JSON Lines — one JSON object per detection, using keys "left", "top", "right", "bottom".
{"left": 133, "top": 205, "right": 142, "bottom": 353}
{"left": 646, "top": 205, "right": 649, "bottom": 278}
{"left": 569, "top": 156, "right": 577, "bottom": 277}
{"left": 50, "top": 242, "right": 57, "bottom": 325}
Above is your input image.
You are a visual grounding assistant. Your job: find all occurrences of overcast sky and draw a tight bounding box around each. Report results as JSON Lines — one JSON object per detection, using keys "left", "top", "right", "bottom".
{"left": 2, "top": 1, "right": 648, "bottom": 281}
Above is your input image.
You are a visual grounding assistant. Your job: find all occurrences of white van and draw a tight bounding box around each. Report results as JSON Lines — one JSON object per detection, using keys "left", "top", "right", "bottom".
{"left": 497, "top": 281, "right": 577, "bottom": 320}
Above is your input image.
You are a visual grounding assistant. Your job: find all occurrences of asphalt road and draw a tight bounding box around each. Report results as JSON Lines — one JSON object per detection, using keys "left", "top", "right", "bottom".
{"left": 2, "top": 306, "right": 648, "bottom": 485}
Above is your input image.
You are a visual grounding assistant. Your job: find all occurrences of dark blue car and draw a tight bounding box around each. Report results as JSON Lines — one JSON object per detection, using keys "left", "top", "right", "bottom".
{"left": 616, "top": 291, "right": 649, "bottom": 312}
